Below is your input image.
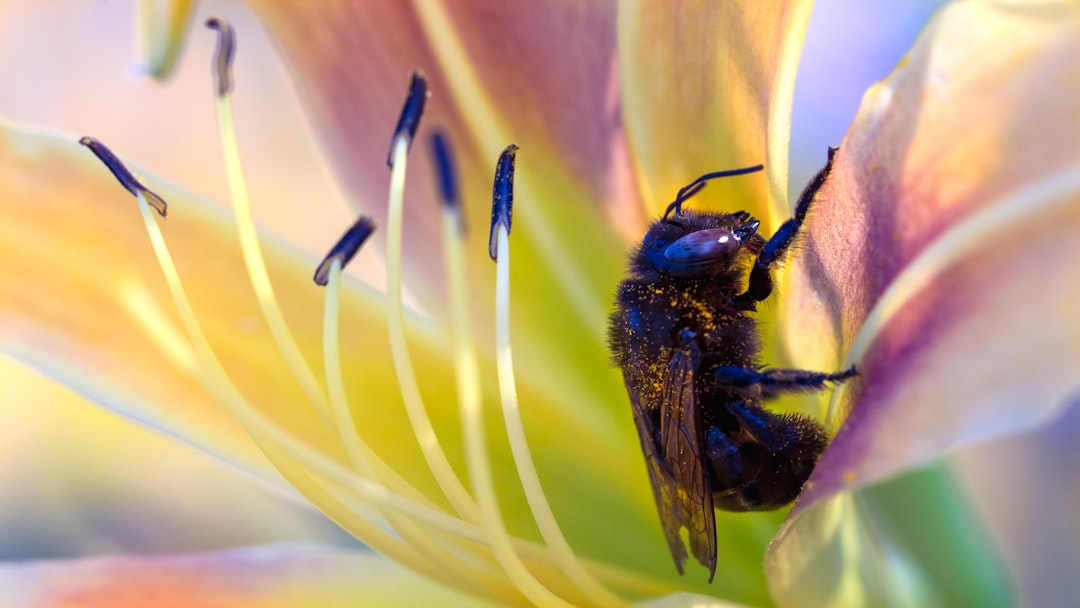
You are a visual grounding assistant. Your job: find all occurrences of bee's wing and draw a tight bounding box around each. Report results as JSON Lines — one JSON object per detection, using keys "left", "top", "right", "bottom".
{"left": 658, "top": 343, "right": 717, "bottom": 582}
{"left": 627, "top": 380, "right": 689, "bottom": 574}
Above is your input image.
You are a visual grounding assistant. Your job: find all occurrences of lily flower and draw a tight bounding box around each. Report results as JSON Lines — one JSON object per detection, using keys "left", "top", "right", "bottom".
{"left": 1, "top": 1, "right": 1078, "bottom": 607}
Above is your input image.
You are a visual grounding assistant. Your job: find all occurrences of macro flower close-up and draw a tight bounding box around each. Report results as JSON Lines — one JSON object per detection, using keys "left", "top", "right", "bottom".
{"left": 1, "top": 1, "right": 1078, "bottom": 607}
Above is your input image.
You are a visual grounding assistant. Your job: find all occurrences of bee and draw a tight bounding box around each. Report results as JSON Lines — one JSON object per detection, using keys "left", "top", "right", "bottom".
{"left": 607, "top": 148, "right": 855, "bottom": 581}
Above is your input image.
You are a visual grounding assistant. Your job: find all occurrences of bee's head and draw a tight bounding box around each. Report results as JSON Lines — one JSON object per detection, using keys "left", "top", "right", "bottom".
{"left": 634, "top": 210, "right": 762, "bottom": 279}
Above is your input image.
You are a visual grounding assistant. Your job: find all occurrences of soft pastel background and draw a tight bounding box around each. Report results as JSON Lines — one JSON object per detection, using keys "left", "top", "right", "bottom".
{"left": 0, "top": 0, "right": 943, "bottom": 569}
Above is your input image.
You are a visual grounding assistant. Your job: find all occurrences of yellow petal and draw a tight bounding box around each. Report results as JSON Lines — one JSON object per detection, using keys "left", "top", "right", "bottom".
{"left": 0, "top": 544, "right": 487, "bottom": 607}
{"left": 618, "top": 0, "right": 813, "bottom": 228}
{"left": 0, "top": 358, "right": 348, "bottom": 559}
{"left": 0, "top": 126, "right": 298, "bottom": 497}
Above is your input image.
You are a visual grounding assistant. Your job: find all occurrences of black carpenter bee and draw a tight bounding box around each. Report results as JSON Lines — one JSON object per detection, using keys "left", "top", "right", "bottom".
{"left": 608, "top": 148, "right": 855, "bottom": 581}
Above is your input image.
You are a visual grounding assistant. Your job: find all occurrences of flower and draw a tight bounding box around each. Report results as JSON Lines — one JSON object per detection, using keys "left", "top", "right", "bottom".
{"left": 1, "top": 1, "right": 1079, "bottom": 607}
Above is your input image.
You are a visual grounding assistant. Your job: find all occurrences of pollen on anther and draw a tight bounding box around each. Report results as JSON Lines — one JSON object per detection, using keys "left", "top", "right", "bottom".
{"left": 488, "top": 144, "right": 518, "bottom": 261}
{"left": 386, "top": 70, "right": 429, "bottom": 168}
{"left": 79, "top": 136, "right": 169, "bottom": 217}
{"left": 314, "top": 216, "right": 377, "bottom": 286}
{"left": 205, "top": 16, "right": 237, "bottom": 97}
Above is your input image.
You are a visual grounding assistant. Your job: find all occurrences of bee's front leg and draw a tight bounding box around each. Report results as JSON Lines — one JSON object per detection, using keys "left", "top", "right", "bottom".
{"left": 734, "top": 147, "right": 838, "bottom": 310}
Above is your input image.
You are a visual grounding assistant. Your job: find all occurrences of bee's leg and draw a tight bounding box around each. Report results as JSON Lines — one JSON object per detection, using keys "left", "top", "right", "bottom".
{"left": 734, "top": 147, "right": 837, "bottom": 310}
{"left": 706, "top": 402, "right": 827, "bottom": 511}
{"left": 704, "top": 426, "right": 750, "bottom": 489}
{"left": 712, "top": 364, "right": 855, "bottom": 398}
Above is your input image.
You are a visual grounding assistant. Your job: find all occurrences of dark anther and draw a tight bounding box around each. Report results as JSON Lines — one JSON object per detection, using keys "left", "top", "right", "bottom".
{"left": 79, "top": 136, "right": 169, "bottom": 217}
{"left": 488, "top": 144, "right": 518, "bottom": 261}
{"left": 313, "top": 216, "right": 377, "bottom": 286}
{"left": 428, "top": 131, "right": 464, "bottom": 234}
{"left": 386, "top": 70, "right": 430, "bottom": 168}
{"left": 205, "top": 17, "right": 236, "bottom": 98}
{"left": 662, "top": 164, "right": 764, "bottom": 220}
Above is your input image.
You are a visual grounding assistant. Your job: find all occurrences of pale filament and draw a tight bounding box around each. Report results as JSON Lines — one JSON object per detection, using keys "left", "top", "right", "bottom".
{"left": 444, "top": 208, "right": 573, "bottom": 606}
{"left": 322, "top": 257, "right": 525, "bottom": 602}
{"left": 130, "top": 192, "right": 472, "bottom": 591}
{"left": 493, "top": 225, "right": 626, "bottom": 608}
{"left": 212, "top": 90, "right": 334, "bottom": 424}
{"left": 385, "top": 135, "right": 481, "bottom": 521}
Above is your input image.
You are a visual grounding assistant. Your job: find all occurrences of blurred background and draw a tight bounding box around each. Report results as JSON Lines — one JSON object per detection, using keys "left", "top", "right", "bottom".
{"left": 0, "top": 0, "right": 945, "bottom": 562}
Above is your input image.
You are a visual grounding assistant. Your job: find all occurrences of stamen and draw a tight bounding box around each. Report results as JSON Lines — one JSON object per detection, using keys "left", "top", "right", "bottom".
{"left": 488, "top": 147, "right": 625, "bottom": 608}
{"left": 313, "top": 216, "right": 376, "bottom": 286}
{"left": 384, "top": 101, "right": 478, "bottom": 521}
{"left": 429, "top": 131, "right": 465, "bottom": 233}
{"left": 429, "top": 141, "right": 567, "bottom": 608}
{"left": 320, "top": 256, "right": 519, "bottom": 603}
{"left": 82, "top": 141, "right": 660, "bottom": 603}
{"left": 204, "top": 17, "right": 333, "bottom": 422}
{"left": 79, "top": 147, "right": 496, "bottom": 597}
{"left": 387, "top": 70, "right": 429, "bottom": 168}
{"left": 488, "top": 144, "right": 517, "bottom": 260}
{"left": 121, "top": 188, "right": 431, "bottom": 581}
{"left": 204, "top": 16, "right": 235, "bottom": 97}
{"left": 203, "top": 26, "right": 511, "bottom": 596}
{"left": 79, "top": 136, "right": 168, "bottom": 217}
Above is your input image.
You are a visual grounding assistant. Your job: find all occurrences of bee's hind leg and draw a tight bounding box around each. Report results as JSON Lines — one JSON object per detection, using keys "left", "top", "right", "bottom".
{"left": 712, "top": 365, "right": 856, "bottom": 399}
{"left": 734, "top": 147, "right": 837, "bottom": 310}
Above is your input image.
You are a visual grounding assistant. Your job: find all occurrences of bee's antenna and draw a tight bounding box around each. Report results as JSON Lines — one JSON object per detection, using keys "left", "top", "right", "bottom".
{"left": 662, "top": 164, "right": 765, "bottom": 220}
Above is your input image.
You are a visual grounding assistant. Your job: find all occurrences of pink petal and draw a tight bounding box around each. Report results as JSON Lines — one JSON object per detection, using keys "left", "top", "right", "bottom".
{"left": 0, "top": 2, "right": 355, "bottom": 264}
{"left": 250, "top": 1, "right": 629, "bottom": 313}
{"left": 783, "top": 0, "right": 1080, "bottom": 504}
{"left": 955, "top": 394, "right": 1080, "bottom": 606}
{"left": 770, "top": 1, "right": 1080, "bottom": 602}
{"left": 0, "top": 544, "right": 486, "bottom": 607}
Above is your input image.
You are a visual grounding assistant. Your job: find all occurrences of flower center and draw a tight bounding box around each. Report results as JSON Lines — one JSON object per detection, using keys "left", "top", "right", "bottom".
{"left": 78, "top": 14, "right": 672, "bottom": 607}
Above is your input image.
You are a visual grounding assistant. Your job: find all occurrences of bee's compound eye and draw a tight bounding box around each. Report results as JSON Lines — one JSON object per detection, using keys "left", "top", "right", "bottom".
{"left": 663, "top": 228, "right": 741, "bottom": 263}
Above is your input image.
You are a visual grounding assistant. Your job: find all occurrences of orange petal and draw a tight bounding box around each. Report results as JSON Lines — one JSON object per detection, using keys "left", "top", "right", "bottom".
{"left": 0, "top": 544, "right": 486, "bottom": 607}
{"left": 618, "top": 0, "right": 813, "bottom": 229}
